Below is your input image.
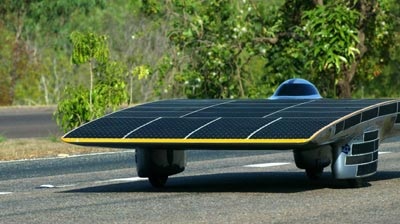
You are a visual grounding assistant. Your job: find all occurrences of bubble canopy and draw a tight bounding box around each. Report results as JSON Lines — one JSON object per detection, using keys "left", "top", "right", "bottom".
{"left": 269, "top": 78, "right": 322, "bottom": 100}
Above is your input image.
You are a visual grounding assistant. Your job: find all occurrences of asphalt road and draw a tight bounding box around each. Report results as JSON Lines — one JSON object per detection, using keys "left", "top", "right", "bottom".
{"left": 1, "top": 142, "right": 400, "bottom": 223}
{"left": 0, "top": 106, "right": 62, "bottom": 138}
{"left": 1, "top": 107, "right": 400, "bottom": 223}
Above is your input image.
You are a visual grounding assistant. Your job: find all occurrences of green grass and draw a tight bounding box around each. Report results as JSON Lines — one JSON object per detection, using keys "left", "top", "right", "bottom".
{"left": 47, "top": 134, "right": 60, "bottom": 143}
{"left": 0, "top": 134, "right": 6, "bottom": 143}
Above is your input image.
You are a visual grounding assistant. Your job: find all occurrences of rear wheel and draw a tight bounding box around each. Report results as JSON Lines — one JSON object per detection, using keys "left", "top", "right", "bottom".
{"left": 148, "top": 175, "right": 168, "bottom": 188}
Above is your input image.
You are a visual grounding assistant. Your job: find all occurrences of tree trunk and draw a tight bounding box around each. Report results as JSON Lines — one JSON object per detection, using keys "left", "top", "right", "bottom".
{"left": 336, "top": 0, "right": 371, "bottom": 98}
{"left": 337, "top": 59, "right": 359, "bottom": 98}
{"left": 89, "top": 60, "right": 94, "bottom": 111}
{"left": 336, "top": 79, "right": 352, "bottom": 98}
{"left": 313, "top": 0, "right": 324, "bottom": 6}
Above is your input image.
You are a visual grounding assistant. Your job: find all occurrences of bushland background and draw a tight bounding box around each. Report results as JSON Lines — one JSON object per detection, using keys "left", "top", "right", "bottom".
{"left": 0, "top": 0, "right": 399, "bottom": 154}
{"left": 1, "top": 0, "right": 399, "bottom": 105}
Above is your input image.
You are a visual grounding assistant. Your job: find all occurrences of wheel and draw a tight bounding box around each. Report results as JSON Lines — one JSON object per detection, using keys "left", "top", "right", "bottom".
{"left": 347, "top": 178, "right": 366, "bottom": 188}
{"left": 305, "top": 167, "right": 323, "bottom": 180}
{"left": 148, "top": 175, "right": 168, "bottom": 188}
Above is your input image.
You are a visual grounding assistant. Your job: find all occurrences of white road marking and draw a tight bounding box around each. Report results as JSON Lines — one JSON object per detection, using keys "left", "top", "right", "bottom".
{"left": 379, "top": 151, "right": 392, "bottom": 155}
{"left": 39, "top": 184, "right": 55, "bottom": 188}
{"left": 56, "top": 184, "right": 77, "bottom": 188}
{"left": 96, "top": 177, "right": 146, "bottom": 184}
{"left": 8, "top": 151, "right": 396, "bottom": 192}
{"left": 38, "top": 184, "right": 77, "bottom": 189}
{"left": 244, "top": 162, "right": 291, "bottom": 168}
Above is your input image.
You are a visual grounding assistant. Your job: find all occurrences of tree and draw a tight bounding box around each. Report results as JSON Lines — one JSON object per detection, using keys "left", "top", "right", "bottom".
{"left": 0, "top": 0, "right": 106, "bottom": 105}
{"left": 55, "top": 62, "right": 128, "bottom": 132}
{"left": 55, "top": 85, "right": 91, "bottom": 131}
{"left": 130, "top": 65, "right": 150, "bottom": 105}
{"left": 165, "top": 0, "right": 398, "bottom": 99}
{"left": 353, "top": 0, "right": 400, "bottom": 98}
{"left": 0, "top": 1, "right": 35, "bottom": 105}
{"left": 302, "top": 3, "right": 361, "bottom": 97}
{"left": 167, "top": 0, "right": 281, "bottom": 98}
{"left": 70, "top": 31, "right": 109, "bottom": 109}
{"left": 266, "top": 0, "right": 398, "bottom": 98}
{"left": 1, "top": 0, "right": 398, "bottom": 107}
{"left": 55, "top": 32, "right": 128, "bottom": 132}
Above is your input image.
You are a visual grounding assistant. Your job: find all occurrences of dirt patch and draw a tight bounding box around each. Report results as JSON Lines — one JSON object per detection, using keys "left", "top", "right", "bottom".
{"left": 0, "top": 138, "right": 122, "bottom": 161}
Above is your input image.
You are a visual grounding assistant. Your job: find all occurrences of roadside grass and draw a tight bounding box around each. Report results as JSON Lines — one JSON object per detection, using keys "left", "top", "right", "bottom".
{"left": 0, "top": 137, "right": 123, "bottom": 161}
{"left": 0, "top": 105, "right": 126, "bottom": 161}
{"left": 0, "top": 134, "right": 6, "bottom": 143}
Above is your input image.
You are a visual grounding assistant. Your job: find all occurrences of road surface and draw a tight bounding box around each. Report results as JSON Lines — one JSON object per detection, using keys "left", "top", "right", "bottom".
{"left": 0, "top": 107, "right": 400, "bottom": 223}
{"left": 1, "top": 142, "right": 400, "bottom": 223}
{"left": 0, "top": 106, "right": 62, "bottom": 138}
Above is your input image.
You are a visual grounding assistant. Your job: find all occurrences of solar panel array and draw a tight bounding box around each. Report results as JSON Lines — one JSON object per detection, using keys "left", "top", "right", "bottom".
{"left": 64, "top": 99, "right": 399, "bottom": 141}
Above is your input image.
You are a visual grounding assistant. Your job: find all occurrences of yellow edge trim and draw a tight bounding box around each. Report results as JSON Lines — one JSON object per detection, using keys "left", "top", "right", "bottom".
{"left": 62, "top": 137, "right": 309, "bottom": 144}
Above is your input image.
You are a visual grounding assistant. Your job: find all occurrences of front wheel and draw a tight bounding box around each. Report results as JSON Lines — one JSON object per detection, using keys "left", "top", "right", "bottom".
{"left": 346, "top": 178, "right": 366, "bottom": 188}
{"left": 148, "top": 175, "right": 168, "bottom": 188}
{"left": 305, "top": 168, "right": 323, "bottom": 180}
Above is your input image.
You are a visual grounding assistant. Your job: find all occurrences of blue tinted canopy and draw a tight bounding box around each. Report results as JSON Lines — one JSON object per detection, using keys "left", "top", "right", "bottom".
{"left": 269, "top": 78, "right": 322, "bottom": 100}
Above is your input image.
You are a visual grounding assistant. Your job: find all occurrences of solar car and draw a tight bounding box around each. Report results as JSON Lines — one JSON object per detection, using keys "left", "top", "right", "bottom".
{"left": 63, "top": 79, "right": 400, "bottom": 188}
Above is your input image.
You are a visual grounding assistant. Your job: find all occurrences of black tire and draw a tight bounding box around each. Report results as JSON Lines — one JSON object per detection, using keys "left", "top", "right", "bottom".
{"left": 305, "top": 168, "right": 323, "bottom": 180}
{"left": 148, "top": 175, "right": 168, "bottom": 188}
{"left": 347, "top": 178, "right": 365, "bottom": 188}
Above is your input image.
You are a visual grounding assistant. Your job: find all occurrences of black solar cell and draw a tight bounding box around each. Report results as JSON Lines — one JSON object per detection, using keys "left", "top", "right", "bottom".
{"left": 65, "top": 117, "right": 156, "bottom": 138}
{"left": 249, "top": 118, "right": 333, "bottom": 139}
{"left": 187, "top": 118, "right": 278, "bottom": 139}
{"left": 109, "top": 111, "right": 190, "bottom": 118}
{"left": 126, "top": 118, "right": 216, "bottom": 138}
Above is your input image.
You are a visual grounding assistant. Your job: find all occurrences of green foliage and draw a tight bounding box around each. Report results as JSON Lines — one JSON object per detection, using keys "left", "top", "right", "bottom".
{"left": 1, "top": 0, "right": 400, "bottom": 108}
{"left": 302, "top": 4, "right": 360, "bottom": 73}
{"left": 0, "top": 0, "right": 106, "bottom": 105}
{"left": 262, "top": 0, "right": 400, "bottom": 98}
{"left": 0, "top": 25, "right": 15, "bottom": 105}
{"left": 55, "top": 86, "right": 91, "bottom": 132}
{"left": 47, "top": 134, "right": 59, "bottom": 143}
{"left": 55, "top": 32, "right": 128, "bottom": 132}
{"left": 70, "top": 31, "right": 109, "bottom": 65}
{"left": 295, "top": 3, "right": 361, "bottom": 97}
{"left": 55, "top": 66, "right": 128, "bottom": 133}
{"left": 70, "top": 31, "right": 110, "bottom": 113}
{"left": 140, "top": 0, "right": 164, "bottom": 16}
{"left": 0, "top": 134, "right": 6, "bottom": 143}
{"left": 167, "top": 0, "right": 282, "bottom": 98}
{"left": 94, "top": 61, "right": 128, "bottom": 111}
{"left": 154, "top": 55, "right": 177, "bottom": 98}
{"left": 353, "top": 0, "right": 400, "bottom": 97}
{"left": 132, "top": 65, "right": 150, "bottom": 80}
